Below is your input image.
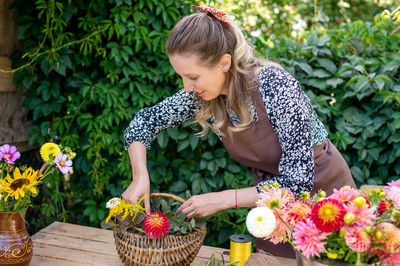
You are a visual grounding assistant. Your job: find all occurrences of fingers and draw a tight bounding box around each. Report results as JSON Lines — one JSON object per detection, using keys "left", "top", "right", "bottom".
{"left": 187, "top": 209, "right": 197, "bottom": 219}
{"left": 144, "top": 197, "right": 151, "bottom": 214}
{"left": 176, "top": 201, "right": 188, "bottom": 213}
{"left": 176, "top": 199, "right": 192, "bottom": 214}
{"left": 176, "top": 199, "right": 198, "bottom": 218}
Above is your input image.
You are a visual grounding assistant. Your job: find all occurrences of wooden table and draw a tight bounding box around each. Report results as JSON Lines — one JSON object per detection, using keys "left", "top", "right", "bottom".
{"left": 31, "top": 222, "right": 296, "bottom": 265}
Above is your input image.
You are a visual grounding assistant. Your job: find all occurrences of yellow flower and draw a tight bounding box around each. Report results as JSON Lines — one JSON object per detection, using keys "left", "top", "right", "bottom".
{"left": 353, "top": 196, "right": 366, "bottom": 207}
{"left": 327, "top": 252, "right": 338, "bottom": 259}
{"left": 40, "top": 143, "right": 61, "bottom": 162}
{"left": 344, "top": 212, "right": 355, "bottom": 224}
{"left": 0, "top": 167, "right": 40, "bottom": 201}
{"left": 105, "top": 196, "right": 147, "bottom": 224}
{"left": 68, "top": 152, "right": 77, "bottom": 160}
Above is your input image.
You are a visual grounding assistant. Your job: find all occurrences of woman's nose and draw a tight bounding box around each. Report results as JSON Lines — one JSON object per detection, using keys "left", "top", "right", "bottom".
{"left": 184, "top": 84, "right": 194, "bottom": 93}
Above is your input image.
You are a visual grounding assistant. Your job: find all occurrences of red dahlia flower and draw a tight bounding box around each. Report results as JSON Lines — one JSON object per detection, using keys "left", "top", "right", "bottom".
{"left": 377, "top": 200, "right": 392, "bottom": 216}
{"left": 311, "top": 198, "right": 346, "bottom": 233}
{"left": 142, "top": 212, "right": 170, "bottom": 238}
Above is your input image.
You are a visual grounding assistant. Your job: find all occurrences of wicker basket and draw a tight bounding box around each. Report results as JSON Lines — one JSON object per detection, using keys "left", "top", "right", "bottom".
{"left": 113, "top": 193, "right": 207, "bottom": 266}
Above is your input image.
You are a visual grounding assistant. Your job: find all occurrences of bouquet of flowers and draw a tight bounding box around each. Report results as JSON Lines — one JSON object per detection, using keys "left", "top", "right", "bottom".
{"left": 246, "top": 181, "right": 400, "bottom": 265}
{"left": 0, "top": 143, "right": 75, "bottom": 215}
{"left": 104, "top": 194, "right": 205, "bottom": 238}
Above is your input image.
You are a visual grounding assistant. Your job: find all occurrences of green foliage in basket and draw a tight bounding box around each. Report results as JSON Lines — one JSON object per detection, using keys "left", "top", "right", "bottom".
{"left": 104, "top": 195, "right": 206, "bottom": 238}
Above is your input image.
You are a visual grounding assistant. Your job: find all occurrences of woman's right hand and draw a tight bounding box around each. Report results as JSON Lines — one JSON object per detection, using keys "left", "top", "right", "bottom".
{"left": 122, "top": 141, "right": 151, "bottom": 214}
{"left": 122, "top": 175, "right": 151, "bottom": 214}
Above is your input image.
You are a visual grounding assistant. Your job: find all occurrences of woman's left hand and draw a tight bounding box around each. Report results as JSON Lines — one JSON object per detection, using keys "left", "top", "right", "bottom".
{"left": 176, "top": 192, "right": 226, "bottom": 218}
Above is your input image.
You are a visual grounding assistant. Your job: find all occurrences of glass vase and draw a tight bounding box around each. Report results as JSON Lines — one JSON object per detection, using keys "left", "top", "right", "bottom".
{"left": 295, "top": 251, "right": 375, "bottom": 266}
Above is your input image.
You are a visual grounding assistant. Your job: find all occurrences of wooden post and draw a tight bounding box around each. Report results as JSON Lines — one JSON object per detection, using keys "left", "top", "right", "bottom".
{"left": 0, "top": 0, "right": 19, "bottom": 57}
{"left": 0, "top": 57, "right": 16, "bottom": 92}
{"left": 0, "top": 0, "right": 33, "bottom": 151}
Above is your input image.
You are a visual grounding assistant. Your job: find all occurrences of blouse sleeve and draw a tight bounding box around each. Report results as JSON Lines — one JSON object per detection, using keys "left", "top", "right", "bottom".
{"left": 256, "top": 66, "right": 314, "bottom": 197}
{"left": 124, "top": 89, "right": 201, "bottom": 150}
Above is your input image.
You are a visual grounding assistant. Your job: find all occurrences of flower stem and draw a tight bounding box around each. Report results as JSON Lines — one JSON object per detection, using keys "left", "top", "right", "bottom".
{"left": 273, "top": 229, "right": 295, "bottom": 247}
{"left": 354, "top": 252, "right": 363, "bottom": 266}
{"left": 273, "top": 210, "right": 293, "bottom": 234}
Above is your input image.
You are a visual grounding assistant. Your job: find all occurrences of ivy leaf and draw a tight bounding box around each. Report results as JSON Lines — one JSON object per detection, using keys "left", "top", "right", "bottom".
{"left": 227, "top": 164, "right": 240, "bottom": 173}
{"left": 189, "top": 135, "right": 199, "bottom": 150}
{"left": 177, "top": 140, "right": 189, "bottom": 152}
{"left": 298, "top": 63, "right": 313, "bottom": 75}
{"left": 317, "top": 58, "right": 337, "bottom": 74}
{"left": 202, "top": 152, "right": 213, "bottom": 160}
{"left": 393, "top": 119, "right": 400, "bottom": 129}
{"left": 326, "top": 78, "right": 344, "bottom": 88}
{"left": 350, "top": 166, "right": 364, "bottom": 183}
{"left": 354, "top": 76, "right": 369, "bottom": 92}
{"left": 169, "top": 181, "right": 188, "bottom": 193}
{"left": 312, "top": 69, "right": 331, "bottom": 78}
{"left": 160, "top": 199, "right": 169, "bottom": 213}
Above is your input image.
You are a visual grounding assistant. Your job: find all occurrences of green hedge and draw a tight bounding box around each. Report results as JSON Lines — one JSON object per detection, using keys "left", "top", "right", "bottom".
{"left": 262, "top": 9, "right": 400, "bottom": 186}
{"left": 10, "top": 0, "right": 400, "bottom": 248}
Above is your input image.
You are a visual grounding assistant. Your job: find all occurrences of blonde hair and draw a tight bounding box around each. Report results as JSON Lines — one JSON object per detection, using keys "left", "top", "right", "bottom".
{"left": 166, "top": 12, "right": 266, "bottom": 137}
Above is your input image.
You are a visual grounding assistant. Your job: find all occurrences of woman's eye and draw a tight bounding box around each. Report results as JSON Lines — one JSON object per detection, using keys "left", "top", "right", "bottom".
{"left": 189, "top": 77, "right": 198, "bottom": 81}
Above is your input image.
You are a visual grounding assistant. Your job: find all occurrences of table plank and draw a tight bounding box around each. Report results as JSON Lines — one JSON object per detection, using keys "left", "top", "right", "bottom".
{"left": 33, "top": 242, "right": 122, "bottom": 265}
{"left": 31, "top": 255, "right": 91, "bottom": 266}
{"left": 32, "top": 231, "right": 118, "bottom": 256}
{"left": 31, "top": 222, "right": 296, "bottom": 266}
{"left": 37, "top": 221, "right": 114, "bottom": 243}
{"left": 196, "top": 245, "right": 230, "bottom": 262}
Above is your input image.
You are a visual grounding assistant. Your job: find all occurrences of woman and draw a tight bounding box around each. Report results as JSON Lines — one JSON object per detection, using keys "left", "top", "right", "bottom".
{"left": 122, "top": 5, "right": 356, "bottom": 257}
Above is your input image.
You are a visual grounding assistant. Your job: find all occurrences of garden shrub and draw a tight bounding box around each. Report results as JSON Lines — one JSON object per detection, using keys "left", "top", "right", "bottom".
{"left": 10, "top": 0, "right": 400, "bottom": 248}
{"left": 11, "top": 0, "right": 251, "bottom": 246}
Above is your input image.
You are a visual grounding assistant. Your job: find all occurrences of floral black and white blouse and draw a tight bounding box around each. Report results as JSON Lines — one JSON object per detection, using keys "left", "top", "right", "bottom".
{"left": 124, "top": 66, "right": 328, "bottom": 196}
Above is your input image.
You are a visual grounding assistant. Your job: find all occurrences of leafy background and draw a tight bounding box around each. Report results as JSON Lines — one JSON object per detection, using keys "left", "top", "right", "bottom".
{"left": 7, "top": 0, "right": 400, "bottom": 248}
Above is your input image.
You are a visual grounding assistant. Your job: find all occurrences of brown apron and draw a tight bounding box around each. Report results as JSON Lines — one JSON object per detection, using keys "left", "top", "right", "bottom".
{"left": 220, "top": 88, "right": 356, "bottom": 258}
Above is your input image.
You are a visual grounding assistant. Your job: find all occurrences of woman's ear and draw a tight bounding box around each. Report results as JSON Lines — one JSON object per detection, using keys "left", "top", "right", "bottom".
{"left": 219, "top": 54, "right": 231, "bottom": 72}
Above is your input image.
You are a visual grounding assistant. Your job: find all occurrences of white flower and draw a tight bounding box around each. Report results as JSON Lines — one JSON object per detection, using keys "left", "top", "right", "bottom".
{"left": 106, "top": 197, "right": 121, "bottom": 209}
{"left": 246, "top": 206, "right": 276, "bottom": 238}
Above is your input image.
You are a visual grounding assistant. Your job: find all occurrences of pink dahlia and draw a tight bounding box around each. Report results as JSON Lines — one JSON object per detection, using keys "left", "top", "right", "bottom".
{"left": 293, "top": 219, "right": 328, "bottom": 259}
{"left": 345, "top": 227, "right": 371, "bottom": 252}
{"left": 286, "top": 199, "right": 312, "bottom": 227}
{"left": 344, "top": 202, "right": 376, "bottom": 228}
{"left": 265, "top": 211, "right": 292, "bottom": 244}
{"left": 257, "top": 187, "right": 294, "bottom": 210}
{"left": 373, "top": 222, "right": 400, "bottom": 254}
{"left": 142, "top": 212, "right": 170, "bottom": 238}
{"left": 311, "top": 198, "right": 346, "bottom": 233}
{"left": 385, "top": 186, "right": 400, "bottom": 209}
{"left": 330, "top": 186, "right": 360, "bottom": 205}
{"left": 370, "top": 248, "right": 400, "bottom": 266}
{"left": 387, "top": 180, "right": 400, "bottom": 188}
{"left": 383, "top": 252, "right": 400, "bottom": 266}
{"left": 0, "top": 144, "right": 21, "bottom": 164}
{"left": 54, "top": 153, "right": 73, "bottom": 174}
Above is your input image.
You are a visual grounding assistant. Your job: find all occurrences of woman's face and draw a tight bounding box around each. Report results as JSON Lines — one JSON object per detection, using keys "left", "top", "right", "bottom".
{"left": 169, "top": 53, "right": 230, "bottom": 101}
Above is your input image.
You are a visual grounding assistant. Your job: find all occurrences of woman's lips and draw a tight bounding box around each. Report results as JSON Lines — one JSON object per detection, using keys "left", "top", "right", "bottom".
{"left": 196, "top": 91, "right": 205, "bottom": 97}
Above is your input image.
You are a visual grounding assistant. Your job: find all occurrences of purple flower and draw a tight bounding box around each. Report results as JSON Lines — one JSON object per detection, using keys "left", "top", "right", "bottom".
{"left": 0, "top": 144, "right": 21, "bottom": 164}
{"left": 54, "top": 153, "right": 73, "bottom": 174}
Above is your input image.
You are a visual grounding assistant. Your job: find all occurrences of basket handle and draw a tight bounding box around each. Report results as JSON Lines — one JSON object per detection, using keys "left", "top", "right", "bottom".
{"left": 149, "top": 193, "right": 185, "bottom": 204}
